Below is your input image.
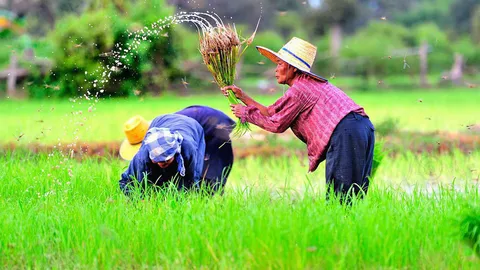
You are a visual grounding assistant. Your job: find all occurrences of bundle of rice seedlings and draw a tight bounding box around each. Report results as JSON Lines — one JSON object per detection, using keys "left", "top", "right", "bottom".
{"left": 199, "top": 24, "right": 253, "bottom": 137}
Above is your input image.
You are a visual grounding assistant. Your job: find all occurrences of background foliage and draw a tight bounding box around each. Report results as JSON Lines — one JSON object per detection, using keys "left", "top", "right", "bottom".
{"left": 0, "top": 0, "right": 479, "bottom": 98}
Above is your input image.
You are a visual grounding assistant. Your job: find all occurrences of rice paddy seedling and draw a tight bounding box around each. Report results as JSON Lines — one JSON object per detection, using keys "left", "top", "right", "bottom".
{"left": 1, "top": 151, "right": 479, "bottom": 268}
{"left": 461, "top": 209, "right": 480, "bottom": 255}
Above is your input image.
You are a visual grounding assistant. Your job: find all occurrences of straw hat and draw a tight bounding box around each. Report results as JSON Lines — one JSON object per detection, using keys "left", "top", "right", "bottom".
{"left": 119, "top": 115, "right": 151, "bottom": 160}
{"left": 256, "top": 37, "right": 327, "bottom": 82}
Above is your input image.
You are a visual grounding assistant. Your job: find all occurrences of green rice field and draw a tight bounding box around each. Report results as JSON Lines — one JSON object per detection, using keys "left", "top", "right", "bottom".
{"left": 1, "top": 88, "right": 479, "bottom": 268}
{"left": 0, "top": 88, "right": 478, "bottom": 144}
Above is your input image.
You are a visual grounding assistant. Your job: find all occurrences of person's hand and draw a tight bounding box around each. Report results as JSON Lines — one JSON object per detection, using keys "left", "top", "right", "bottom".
{"left": 230, "top": 104, "right": 245, "bottom": 118}
{"left": 221, "top": 85, "right": 246, "bottom": 101}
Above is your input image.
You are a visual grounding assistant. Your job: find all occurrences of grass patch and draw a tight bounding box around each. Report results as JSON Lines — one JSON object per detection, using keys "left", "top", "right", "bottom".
{"left": 1, "top": 151, "right": 479, "bottom": 268}
{"left": 0, "top": 88, "right": 478, "bottom": 144}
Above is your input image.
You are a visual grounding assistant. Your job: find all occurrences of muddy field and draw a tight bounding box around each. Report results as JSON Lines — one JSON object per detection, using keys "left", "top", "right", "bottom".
{"left": 2, "top": 129, "right": 478, "bottom": 160}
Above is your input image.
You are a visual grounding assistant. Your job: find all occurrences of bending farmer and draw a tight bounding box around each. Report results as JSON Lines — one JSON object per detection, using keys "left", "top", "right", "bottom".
{"left": 119, "top": 106, "right": 235, "bottom": 196}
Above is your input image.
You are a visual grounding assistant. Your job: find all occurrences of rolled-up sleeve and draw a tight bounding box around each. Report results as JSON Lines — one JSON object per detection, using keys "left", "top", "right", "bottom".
{"left": 241, "top": 90, "right": 304, "bottom": 133}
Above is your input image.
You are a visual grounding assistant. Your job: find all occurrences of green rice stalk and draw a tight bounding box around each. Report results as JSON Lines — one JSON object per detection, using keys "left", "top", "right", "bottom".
{"left": 461, "top": 209, "right": 480, "bottom": 255}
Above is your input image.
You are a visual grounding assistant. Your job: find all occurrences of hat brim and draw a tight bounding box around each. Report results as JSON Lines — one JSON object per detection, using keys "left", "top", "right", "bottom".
{"left": 119, "top": 120, "right": 152, "bottom": 161}
{"left": 256, "top": 46, "right": 328, "bottom": 82}
{"left": 119, "top": 139, "right": 142, "bottom": 161}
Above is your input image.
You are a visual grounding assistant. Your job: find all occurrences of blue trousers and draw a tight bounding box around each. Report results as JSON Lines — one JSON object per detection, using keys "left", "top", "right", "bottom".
{"left": 325, "top": 112, "right": 375, "bottom": 203}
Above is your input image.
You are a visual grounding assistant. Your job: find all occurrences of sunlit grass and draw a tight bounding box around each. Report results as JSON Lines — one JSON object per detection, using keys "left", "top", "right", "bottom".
{"left": 1, "top": 88, "right": 478, "bottom": 267}
{"left": 228, "top": 150, "right": 480, "bottom": 190}
{"left": 0, "top": 88, "right": 478, "bottom": 144}
{"left": 1, "top": 152, "right": 479, "bottom": 268}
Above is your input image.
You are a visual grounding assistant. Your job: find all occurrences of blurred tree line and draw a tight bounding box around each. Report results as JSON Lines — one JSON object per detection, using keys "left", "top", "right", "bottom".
{"left": 0, "top": 0, "right": 479, "bottom": 98}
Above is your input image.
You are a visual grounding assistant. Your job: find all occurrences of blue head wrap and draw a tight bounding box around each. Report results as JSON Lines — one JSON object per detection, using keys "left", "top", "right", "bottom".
{"left": 144, "top": 127, "right": 185, "bottom": 176}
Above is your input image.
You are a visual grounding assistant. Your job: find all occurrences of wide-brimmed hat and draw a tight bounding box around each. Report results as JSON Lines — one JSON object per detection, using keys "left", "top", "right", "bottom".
{"left": 119, "top": 115, "right": 151, "bottom": 160}
{"left": 256, "top": 37, "right": 327, "bottom": 82}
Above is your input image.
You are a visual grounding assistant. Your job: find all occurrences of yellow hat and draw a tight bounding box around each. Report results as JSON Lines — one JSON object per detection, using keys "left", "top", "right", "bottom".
{"left": 119, "top": 115, "right": 150, "bottom": 160}
{"left": 256, "top": 37, "right": 327, "bottom": 82}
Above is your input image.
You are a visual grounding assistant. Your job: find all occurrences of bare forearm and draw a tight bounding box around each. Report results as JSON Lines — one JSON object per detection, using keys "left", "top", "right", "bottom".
{"left": 222, "top": 85, "right": 271, "bottom": 117}
{"left": 241, "top": 95, "right": 270, "bottom": 117}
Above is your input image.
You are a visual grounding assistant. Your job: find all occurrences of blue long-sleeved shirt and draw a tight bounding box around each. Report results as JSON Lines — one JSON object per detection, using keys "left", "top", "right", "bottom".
{"left": 119, "top": 114, "right": 205, "bottom": 196}
{"left": 175, "top": 105, "right": 235, "bottom": 181}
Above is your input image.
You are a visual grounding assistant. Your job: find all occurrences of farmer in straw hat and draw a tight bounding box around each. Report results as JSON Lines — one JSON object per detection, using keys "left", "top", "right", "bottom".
{"left": 119, "top": 105, "right": 235, "bottom": 196}
{"left": 222, "top": 37, "right": 375, "bottom": 204}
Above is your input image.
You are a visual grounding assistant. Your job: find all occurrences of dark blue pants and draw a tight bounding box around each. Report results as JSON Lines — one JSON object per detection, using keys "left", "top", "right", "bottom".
{"left": 325, "top": 112, "right": 375, "bottom": 203}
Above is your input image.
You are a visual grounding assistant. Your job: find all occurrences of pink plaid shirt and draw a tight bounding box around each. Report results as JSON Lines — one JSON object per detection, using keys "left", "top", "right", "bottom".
{"left": 241, "top": 74, "right": 367, "bottom": 172}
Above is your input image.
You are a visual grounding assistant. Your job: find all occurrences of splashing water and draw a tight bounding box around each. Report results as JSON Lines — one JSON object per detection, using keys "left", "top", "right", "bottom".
{"left": 94, "top": 11, "right": 230, "bottom": 83}
{"left": 48, "top": 11, "right": 246, "bottom": 168}
{"left": 15, "top": 10, "right": 261, "bottom": 187}
{"left": 79, "top": 11, "right": 247, "bottom": 133}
